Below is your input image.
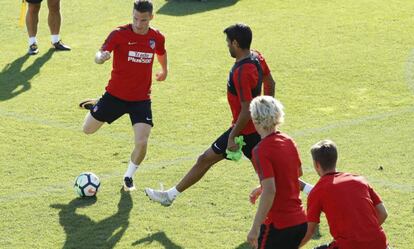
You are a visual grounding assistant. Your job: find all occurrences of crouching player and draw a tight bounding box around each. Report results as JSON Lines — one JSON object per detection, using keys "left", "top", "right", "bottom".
{"left": 300, "top": 140, "right": 389, "bottom": 249}
{"left": 247, "top": 96, "right": 307, "bottom": 249}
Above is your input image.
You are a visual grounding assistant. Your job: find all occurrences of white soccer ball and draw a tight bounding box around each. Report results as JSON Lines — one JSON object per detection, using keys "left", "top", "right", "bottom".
{"left": 74, "top": 172, "right": 100, "bottom": 197}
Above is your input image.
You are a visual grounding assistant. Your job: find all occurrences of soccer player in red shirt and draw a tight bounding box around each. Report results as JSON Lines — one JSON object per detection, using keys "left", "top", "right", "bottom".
{"left": 300, "top": 140, "right": 389, "bottom": 249}
{"left": 144, "top": 23, "right": 277, "bottom": 206}
{"left": 247, "top": 96, "right": 307, "bottom": 249}
{"left": 79, "top": 0, "right": 168, "bottom": 191}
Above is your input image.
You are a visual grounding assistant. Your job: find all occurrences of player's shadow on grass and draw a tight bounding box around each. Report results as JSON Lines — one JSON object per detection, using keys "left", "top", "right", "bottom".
{"left": 157, "top": 0, "right": 239, "bottom": 16}
{"left": 132, "top": 231, "right": 183, "bottom": 249}
{"left": 0, "top": 49, "right": 54, "bottom": 101}
{"left": 50, "top": 189, "right": 132, "bottom": 249}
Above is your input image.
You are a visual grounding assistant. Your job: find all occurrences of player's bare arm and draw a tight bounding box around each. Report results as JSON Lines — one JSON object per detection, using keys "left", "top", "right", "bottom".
{"left": 263, "top": 73, "right": 276, "bottom": 97}
{"left": 155, "top": 52, "right": 168, "bottom": 81}
{"left": 375, "top": 203, "right": 388, "bottom": 225}
{"left": 247, "top": 178, "right": 276, "bottom": 249}
{"left": 227, "top": 101, "right": 250, "bottom": 151}
{"left": 95, "top": 50, "right": 111, "bottom": 64}
{"left": 299, "top": 222, "right": 318, "bottom": 247}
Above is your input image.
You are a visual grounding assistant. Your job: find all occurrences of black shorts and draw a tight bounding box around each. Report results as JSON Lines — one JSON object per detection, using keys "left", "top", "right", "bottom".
{"left": 211, "top": 127, "right": 261, "bottom": 160}
{"left": 259, "top": 222, "right": 307, "bottom": 249}
{"left": 90, "top": 92, "right": 153, "bottom": 126}
{"left": 26, "top": 0, "right": 43, "bottom": 3}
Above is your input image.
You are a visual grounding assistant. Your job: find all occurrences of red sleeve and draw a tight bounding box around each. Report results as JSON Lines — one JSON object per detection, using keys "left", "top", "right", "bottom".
{"left": 101, "top": 29, "right": 119, "bottom": 52}
{"left": 307, "top": 189, "right": 322, "bottom": 223}
{"left": 259, "top": 56, "right": 270, "bottom": 77}
{"left": 252, "top": 50, "right": 270, "bottom": 76}
{"left": 368, "top": 185, "right": 382, "bottom": 206}
{"left": 155, "top": 31, "right": 166, "bottom": 55}
{"left": 252, "top": 145, "right": 274, "bottom": 181}
{"left": 233, "top": 64, "right": 257, "bottom": 102}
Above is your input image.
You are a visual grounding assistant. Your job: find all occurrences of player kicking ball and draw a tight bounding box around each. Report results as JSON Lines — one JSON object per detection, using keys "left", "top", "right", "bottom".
{"left": 79, "top": 0, "right": 168, "bottom": 191}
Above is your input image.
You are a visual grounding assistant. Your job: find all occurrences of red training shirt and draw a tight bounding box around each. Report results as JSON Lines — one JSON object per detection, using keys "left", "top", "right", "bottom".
{"left": 307, "top": 172, "right": 388, "bottom": 249}
{"left": 101, "top": 24, "right": 166, "bottom": 101}
{"left": 227, "top": 50, "right": 270, "bottom": 135}
{"left": 251, "top": 132, "right": 307, "bottom": 229}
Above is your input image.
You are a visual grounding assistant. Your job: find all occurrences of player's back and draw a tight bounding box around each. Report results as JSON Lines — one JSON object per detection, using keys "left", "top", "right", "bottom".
{"left": 316, "top": 172, "right": 387, "bottom": 249}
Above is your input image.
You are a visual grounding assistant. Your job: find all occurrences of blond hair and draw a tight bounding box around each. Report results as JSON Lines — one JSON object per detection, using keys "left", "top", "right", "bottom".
{"left": 249, "top": 96, "right": 285, "bottom": 131}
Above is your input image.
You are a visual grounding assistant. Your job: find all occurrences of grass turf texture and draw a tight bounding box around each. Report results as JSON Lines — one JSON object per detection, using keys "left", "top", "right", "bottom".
{"left": 1, "top": 0, "right": 413, "bottom": 248}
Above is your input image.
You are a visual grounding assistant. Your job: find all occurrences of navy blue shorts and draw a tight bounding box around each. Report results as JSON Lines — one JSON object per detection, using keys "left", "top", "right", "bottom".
{"left": 26, "top": 0, "right": 43, "bottom": 3}
{"left": 90, "top": 92, "right": 153, "bottom": 126}
{"left": 259, "top": 222, "right": 307, "bottom": 249}
{"left": 211, "top": 127, "right": 261, "bottom": 160}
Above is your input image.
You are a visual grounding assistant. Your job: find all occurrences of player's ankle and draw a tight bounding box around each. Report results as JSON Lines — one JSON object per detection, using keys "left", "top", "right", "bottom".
{"left": 167, "top": 186, "right": 180, "bottom": 200}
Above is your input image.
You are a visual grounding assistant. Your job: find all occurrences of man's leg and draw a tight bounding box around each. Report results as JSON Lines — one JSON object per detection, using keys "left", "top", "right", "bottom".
{"left": 47, "top": 0, "right": 60, "bottom": 36}
{"left": 123, "top": 123, "right": 152, "bottom": 191}
{"left": 131, "top": 123, "right": 151, "bottom": 165}
{"left": 47, "top": 0, "right": 70, "bottom": 50}
{"left": 82, "top": 112, "right": 104, "bottom": 134}
{"left": 26, "top": 2, "right": 41, "bottom": 55}
{"left": 176, "top": 148, "right": 223, "bottom": 192}
{"left": 145, "top": 147, "right": 224, "bottom": 206}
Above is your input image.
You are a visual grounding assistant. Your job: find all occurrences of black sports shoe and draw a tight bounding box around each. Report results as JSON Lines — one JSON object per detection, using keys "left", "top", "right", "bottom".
{"left": 79, "top": 99, "right": 98, "bottom": 110}
{"left": 28, "top": 43, "right": 39, "bottom": 55}
{"left": 123, "top": 177, "right": 136, "bottom": 191}
{"left": 53, "top": 40, "right": 71, "bottom": 51}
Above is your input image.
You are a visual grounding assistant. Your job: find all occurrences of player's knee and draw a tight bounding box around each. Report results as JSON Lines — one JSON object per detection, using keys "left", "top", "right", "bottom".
{"left": 48, "top": 2, "right": 60, "bottom": 12}
{"left": 28, "top": 4, "right": 41, "bottom": 14}
{"left": 134, "top": 138, "right": 148, "bottom": 149}
{"left": 196, "top": 152, "right": 213, "bottom": 168}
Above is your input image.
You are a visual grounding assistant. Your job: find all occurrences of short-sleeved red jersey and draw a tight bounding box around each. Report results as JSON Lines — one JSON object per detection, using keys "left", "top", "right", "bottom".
{"left": 307, "top": 172, "right": 387, "bottom": 249}
{"left": 251, "top": 132, "right": 307, "bottom": 229}
{"left": 101, "top": 24, "right": 166, "bottom": 101}
{"left": 227, "top": 50, "right": 270, "bottom": 135}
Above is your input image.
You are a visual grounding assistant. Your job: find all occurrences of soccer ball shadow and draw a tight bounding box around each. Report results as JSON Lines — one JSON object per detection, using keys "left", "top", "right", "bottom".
{"left": 50, "top": 188, "right": 132, "bottom": 249}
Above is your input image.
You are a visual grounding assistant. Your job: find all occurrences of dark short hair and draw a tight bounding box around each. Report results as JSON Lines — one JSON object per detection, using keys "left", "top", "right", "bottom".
{"left": 223, "top": 23, "right": 252, "bottom": 50}
{"left": 134, "top": 0, "right": 153, "bottom": 13}
{"left": 310, "top": 140, "right": 338, "bottom": 171}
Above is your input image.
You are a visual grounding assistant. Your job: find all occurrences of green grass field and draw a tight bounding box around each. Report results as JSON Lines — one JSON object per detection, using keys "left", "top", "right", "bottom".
{"left": 1, "top": 0, "right": 413, "bottom": 248}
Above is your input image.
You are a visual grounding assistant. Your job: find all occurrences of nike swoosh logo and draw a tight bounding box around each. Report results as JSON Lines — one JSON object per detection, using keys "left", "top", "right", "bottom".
{"left": 213, "top": 143, "right": 221, "bottom": 150}
{"left": 128, "top": 42, "right": 137, "bottom": 45}
{"left": 146, "top": 117, "right": 152, "bottom": 121}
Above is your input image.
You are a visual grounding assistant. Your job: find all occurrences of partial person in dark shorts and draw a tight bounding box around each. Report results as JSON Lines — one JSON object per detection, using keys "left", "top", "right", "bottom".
{"left": 144, "top": 23, "right": 277, "bottom": 206}
{"left": 211, "top": 127, "right": 261, "bottom": 160}
{"left": 79, "top": 0, "right": 168, "bottom": 191}
{"left": 25, "top": 0, "right": 71, "bottom": 55}
{"left": 247, "top": 96, "right": 307, "bottom": 249}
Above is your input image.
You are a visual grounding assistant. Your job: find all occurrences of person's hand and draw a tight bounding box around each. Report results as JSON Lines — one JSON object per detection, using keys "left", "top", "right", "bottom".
{"left": 226, "top": 137, "right": 238, "bottom": 152}
{"left": 95, "top": 51, "right": 111, "bottom": 64}
{"left": 249, "top": 186, "right": 262, "bottom": 204}
{"left": 247, "top": 226, "right": 260, "bottom": 249}
{"left": 155, "top": 70, "right": 167, "bottom": 81}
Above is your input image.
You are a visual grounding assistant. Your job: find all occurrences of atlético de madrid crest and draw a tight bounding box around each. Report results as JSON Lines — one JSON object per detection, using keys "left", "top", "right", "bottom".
{"left": 149, "top": 39, "right": 155, "bottom": 49}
